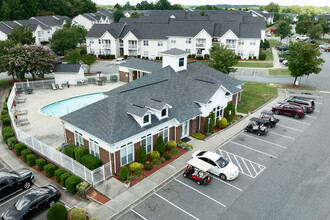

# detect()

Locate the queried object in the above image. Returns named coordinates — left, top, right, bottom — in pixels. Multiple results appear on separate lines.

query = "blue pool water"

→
left=41, top=93, right=107, bottom=116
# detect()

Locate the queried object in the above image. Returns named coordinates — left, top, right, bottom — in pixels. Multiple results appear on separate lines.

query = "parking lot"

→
left=117, top=91, right=323, bottom=220
left=230, top=69, right=268, bottom=77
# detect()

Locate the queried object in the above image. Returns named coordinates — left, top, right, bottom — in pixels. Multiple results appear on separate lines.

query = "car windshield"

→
left=15, top=198, right=31, bottom=211
left=215, top=157, right=229, bottom=168
left=9, top=172, right=20, bottom=178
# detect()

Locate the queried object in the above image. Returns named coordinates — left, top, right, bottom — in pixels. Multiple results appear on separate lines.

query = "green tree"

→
left=155, top=135, right=165, bottom=156
left=113, top=10, right=125, bottom=22
left=50, top=28, right=78, bottom=54
left=130, top=12, right=144, bottom=18
left=205, top=112, right=215, bottom=134
left=136, top=146, right=147, bottom=164
left=295, top=20, right=313, bottom=34
left=0, top=39, right=14, bottom=57
left=285, top=41, right=324, bottom=85
left=263, top=2, right=280, bottom=12
left=81, top=54, right=97, bottom=73
left=7, top=0, right=23, bottom=20
left=317, top=18, right=330, bottom=38
left=276, top=20, right=292, bottom=41
left=155, top=0, right=171, bottom=10
left=71, top=24, right=88, bottom=45
left=208, top=44, right=238, bottom=74
left=7, top=26, right=35, bottom=45
left=0, top=0, right=11, bottom=20
left=64, top=49, right=81, bottom=64
left=308, top=24, right=323, bottom=40
left=114, top=3, right=122, bottom=11
left=136, top=1, right=154, bottom=10
left=123, top=1, right=135, bottom=10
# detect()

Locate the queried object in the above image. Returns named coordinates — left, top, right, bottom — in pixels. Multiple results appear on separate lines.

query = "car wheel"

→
left=219, top=173, right=227, bottom=180
left=49, top=200, right=55, bottom=207
left=257, top=132, right=261, bottom=136
left=294, top=114, right=300, bottom=119
left=183, top=173, right=187, bottom=178
left=274, top=110, right=280, bottom=115
left=23, top=181, right=31, bottom=190
left=196, top=180, right=201, bottom=185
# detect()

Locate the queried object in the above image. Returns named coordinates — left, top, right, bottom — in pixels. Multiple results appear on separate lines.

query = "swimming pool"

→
left=41, top=93, right=107, bottom=116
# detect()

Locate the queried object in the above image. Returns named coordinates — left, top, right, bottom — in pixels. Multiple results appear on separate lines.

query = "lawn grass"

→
left=264, top=48, right=273, bottom=61
left=316, top=38, right=330, bottom=44
left=0, top=77, right=53, bottom=89
left=234, top=62, right=273, bottom=68
left=268, top=39, right=281, bottom=48
left=268, top=69, right=291, bottom=76
left=237, top=82, right=278, bottom=114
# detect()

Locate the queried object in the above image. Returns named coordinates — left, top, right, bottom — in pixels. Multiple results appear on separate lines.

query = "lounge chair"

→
left=14, top=97, right=26, bottom=103
left=52, top=83, right=57, bottom=90
left=14, top=109, right=28, bottom=115
left=58, top=84, right=63, bottom=90
left=14, top=117, right=30, bottom=126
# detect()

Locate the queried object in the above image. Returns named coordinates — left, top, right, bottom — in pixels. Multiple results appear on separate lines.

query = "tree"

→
left=205, top=112, right=215, bottom=134
left=295, top=20, right=313, bottom=34
left=113, top=10, right=125, bottom=22
left=64, top=49, right=81, bottom=64
left=285, top=41, right=324, bottom=86
left=50, top=28, right=78, bottom=54
left=0, top=0, right=10, bottom=20
left=276, top=20, right=292, bottom=41
left=208, top=44, right=238, bottom=74
left=81, top=54, right=97, bottom=73
left=130, top=12, right=144, bottom=18
left=317, top=18, right=330, bottom=38
left=263, top=2, right=280, bottom=12
left=71, top=24, right=88, bottom=45
left=136, top=1, right=154, bottom=10
left=7, top=26, right=35, bottom=45
left=114, top=3, right=122, bottom=11
left=155, top=0, right=171, bottom=10
left=155, top=135, right=165, bottom=156
left=136, top=146, right=147, bottom=164
left=123, top=1, right=135, bottom=10
left=308, top=24, right=323, bottom=40
left=0, top=39, right=14, bottom=57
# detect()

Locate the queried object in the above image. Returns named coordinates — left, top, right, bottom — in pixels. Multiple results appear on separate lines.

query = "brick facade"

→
left=232, top=94, right=237, bottom=107
left=169, top=127, right=175, bottom=140
left=153, top=134, right=158, bottom=151
left=200, top=116, right=208, bottom=134
left=176, top=126, right=181, bottom=142
left=189, top=117, right=199, bottom=136
left=133, top=71, right=137, bottom=81
left=119, top=71, right=129, bottom=83
left=114, top=151, right=121, bottom=175
left=83, top=139, right=89, bottom=152
left=134, top=142, right=140, bottom=160
left=99, top=147, right=110, bottom=164
left=65, top=129, right=74, bottom=145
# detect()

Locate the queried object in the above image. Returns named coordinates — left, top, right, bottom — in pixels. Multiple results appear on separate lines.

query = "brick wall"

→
left=153, top=134, right=158, bottom=151
left=238, top=91, right=242, bottom=102
left=114, top=151, right=121, bottom=176
left=189, top=117, right=199, bottom=136
left=169, top=127, right=175, bottom=140
left=119, top=71, right=129, bottom=83
left=83, top=139, right=89, bottom=152
left=133, top=71, right=137, bottom=81
left=99, top=147, right=110, bottom=164
left=110, top=153, right=115, bottom=175
left=176, top=126, right=181, bottom=142
left=65, top=129, right=74, bottom=145
left=232, top=94, right=237, bottom=108
left=134, top=142, right=140, bottom=160
left=200, top=116, right=208, bottom=134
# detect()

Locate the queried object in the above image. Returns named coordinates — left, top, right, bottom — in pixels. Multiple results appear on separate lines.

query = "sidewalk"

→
left=90, top=89, right=287, bottom=220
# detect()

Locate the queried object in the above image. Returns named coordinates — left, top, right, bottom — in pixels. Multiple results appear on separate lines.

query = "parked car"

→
left=272, top=103, right=306, bottom=119
left=244, top=117, right=269, bottom=135
left=191, top=151, right=239, bottom=180
left=319, top=43, right=329, bottom=49
left=277, top=45, right=289, bottom=51
left=115, top=58, right=126, bottom=65
left=183, top=158, right=212, bottom=185
left=279, top=51, right=290, bottom=57
left=1, top=184, right=61, bottom=220
left=0, top=169, right=34, bottom=201
left=279, top=97, right=315, bottom=113
left=304, top=39, right=316, bottom=44
left=324, top=45, right=330, bottom=52
left=296, top=35, right=308, bottom=41
left=260, top=110, right=280, bottom=128
left=282, top=59, right=288, bottom=65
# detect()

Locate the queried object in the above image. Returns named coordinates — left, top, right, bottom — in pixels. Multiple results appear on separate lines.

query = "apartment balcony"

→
left=227, top=44, right=236, bottom=49
left=128, top=44, right=137, bottom=49
left=120, top=43, right=124, bottom=47
left=196, top=43, right=205, bottom=47
left=102, top=44, right=111, bottom=48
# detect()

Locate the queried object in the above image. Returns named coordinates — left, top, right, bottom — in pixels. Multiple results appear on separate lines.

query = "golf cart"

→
left=260, top=110, right=280, bottom=128
left=183, top=158, right=212, bottom=185
left=244, top=117, right=269, bottom=136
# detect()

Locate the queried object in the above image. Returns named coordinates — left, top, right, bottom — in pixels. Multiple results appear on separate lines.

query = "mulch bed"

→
left=285, top=85, right=301, bottom=88
left=114, top=147, right=187, bottom=187
left=87, top=189, right=110, bottom=204
left=187, top=58, right=207, bottom=61
left=84, top=73, right=98, bottom=76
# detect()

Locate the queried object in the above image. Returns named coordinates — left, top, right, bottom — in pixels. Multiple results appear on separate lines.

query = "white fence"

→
left=7, top=82, right=112, bottom=185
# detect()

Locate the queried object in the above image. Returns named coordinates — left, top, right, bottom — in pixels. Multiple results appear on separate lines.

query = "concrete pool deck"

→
left=14, top=82, right=126, bottom=148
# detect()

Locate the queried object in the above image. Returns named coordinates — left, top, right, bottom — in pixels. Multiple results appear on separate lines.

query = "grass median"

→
left=268, top=69, right=291, bottom=76
left=234, top=62, right=273, bottom=68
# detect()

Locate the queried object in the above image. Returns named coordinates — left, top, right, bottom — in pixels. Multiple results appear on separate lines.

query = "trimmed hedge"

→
left=76, top=182, right=89, bottom=198
left=259, top=51, right=266, bottom=60
left=160, top=158, right=166, bottom=163
left=177, top=141, right=193, bottom=151
left=192, top=133, right=205, bottom=140
left=143, top=161, right=153, bottom=170
left=152, top=158, right=160, bottom=166
left=21, top=149, right=32, bottom=162
left=55, top=168, right=66, bottom=182
left=14, top=143, right=27, bottom=156
left=36, top=158, right=46, bottom=171
left=219, top=117, right=228, bottom=129
left=74, top=146, right=88, bottom=163
left=81, top=154, right=102, bottom=170
left=1, top=115, right=11, bottom=126
left=196, top=55, right=203, bottom=60
left=60, top=172, right=71, bottom=187
left=171, top=148, right=179, bottom=156
left=119, top=166, right=129, bottom=180
left=46, top=203, right=68, bottom=220
left=129, top=162, right=143, bottom=173
left=7, top=137, right=16, bottom=149
left=1, top=110, right=8, bottom=115
left=150, top=151, right=160, bottom=160
left=70, top=207, right=87, bottom=220
left=44, top=163, right=56, bottom=178
left=3, top=102, right=7, bottom=111
left=166, top=140, right=177, bottom=150
left=64, top=145, right=77, bottom=159
left=3, top=132, right=14, bottom=143
left=2, top=126, right=13, bottom=137
left=155, top=135, right=165, bottom=156
left=27, top=154, right=36, bottom=166
left=136, top=146, right=147, bottom=164
left=164, top=153, right=171, bottom=160
left=65, top=175, right=82, bottom=194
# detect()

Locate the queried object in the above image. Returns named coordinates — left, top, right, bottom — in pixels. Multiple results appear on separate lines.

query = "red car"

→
left=272, top=103, right=306, bottom=119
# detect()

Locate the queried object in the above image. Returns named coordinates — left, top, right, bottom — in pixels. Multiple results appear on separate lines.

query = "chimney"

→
left=161, top=48, right=189, bottom=72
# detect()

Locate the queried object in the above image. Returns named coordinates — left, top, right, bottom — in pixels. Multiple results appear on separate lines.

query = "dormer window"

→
left=225, top=92, right=231, bottom=96
left=143, top=114, right=150, bottom=124
left=161, top=108, right=168, bottom=118
left=179, top=58, right=184, bottom=67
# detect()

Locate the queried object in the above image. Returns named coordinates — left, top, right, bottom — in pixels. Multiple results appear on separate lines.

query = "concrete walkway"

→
left=90, top=89, right=287, bottom=220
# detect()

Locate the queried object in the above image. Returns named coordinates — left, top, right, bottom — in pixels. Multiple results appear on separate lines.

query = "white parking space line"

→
left=315, top=102, right=322, bottom=105
left=217, top=149, right=267, bottom=178
left=241, top=133, right=288, bottom=149
left=305, top=115, right=317, bottom=119
left=230, top=141, right=278, bottom=159
left=174, top=179, right=227, bottom=207
left=154, top=193, right=200, bottom=220
left=314, top=110, right=320, bottom=113
left=131, top=209, right=147, bottom=220
left=269, top=131, right=295, bottom=140
left=275, top=115, right=311, bottom=125
left=276, top=124, right=304, bottom=132
left=211, top=175, right=243, bottom=191
left=167, top=164, right=175, bottom=169
left=0, top=188, right=32, bottom=206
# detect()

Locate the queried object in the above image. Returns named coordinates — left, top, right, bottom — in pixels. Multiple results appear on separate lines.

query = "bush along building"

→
left=60, top=48, right=243, bottom=175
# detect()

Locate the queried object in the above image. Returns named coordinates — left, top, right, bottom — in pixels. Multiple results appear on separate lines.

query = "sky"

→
left=93, top=0, right=329, bottom=7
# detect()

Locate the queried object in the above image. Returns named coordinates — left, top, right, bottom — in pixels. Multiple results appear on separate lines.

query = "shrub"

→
left=60, top=172, right=71, bottom=187
left=220, top=117, right=228, bottom=129
left=55, top=168, right=66, bottom=182
left=5, top=97, right=8, bottom=102
left=164, top=153, right=171, bottom=160
left=226, top=101, right=234, bottom=122
left=137, top=55, right=141, bottom=58
left=129, top=162, right=143, bottom=173
left=253, top=56, right=257, bottom=60
left=155, top=135, right=165, bottom=156
left=14, top=143, right=26, bottom=156
left=76, top=182, right=89, bottom=198
left=8, top=86, right=12, bottom=93
left=44, top=163, right=56, bottom=178
left=88, top=78, right=96, bottom=84
left=101, top=76, right=107, bottom=83
left=2, top=126, right=13, bottom=137
left=90, top=218, right=99, bottom=220
left=134, top=169, right=143, bottom=177
left=204, top=54, right=210, bottom=60
left=205, top=112, right=215, bottom=134
left=160, top=158, right=166, bottom=163
left=124, top=55, right=128, bottom=59
left=237, top=55, right=241, bottom=60
left=27, top=154, right=36, bottom=166
left=216, top=118, right=221, bottom=128
left=47, top=203, right=68, bottom=220
left=136, top=146, right=147, bottom=164
left=2, top=103, right=7, bottom=111
left=143, top=161, right=153, bottom=170
left=36, top=158, right=46, bottom=171
left=196, top=55, right=203, bottom=60
left=152, top=158, right=160, bottom=166
left=7, top=137, right=16, bottom=149
left=65, top=175, right=82, bottom=194
left=1, top=110, right=8, bottom=116
left=74, top=146, right=88, bottom=163
left=166, top=140, right=177, bottom=150
left=1, top=115, right=11, bottom=126
left=192, top=133, right=205, bottom=140
left=64, top=145, right=77, bottom=159
left=3, top=132, right=14, bottom=143
left=259, top=52, right=266, bottom=60
left=191, top=54, right=196, bottom=59
left=119, top=166, right=129, bottom=180
left=21, top=149, right=32, bottom=162
left=248, top=56, right=251, bottom=60
left=150, top=151, right=160, bottom=160
left=177, top=141, right=193, bottom=151
left=81, top=154, right=102, bottom=170
left=171, top=147, right=179, bottom=156
left=70, top=207, right=86, bottom=220
left=110, top=75, right=117, bottom=82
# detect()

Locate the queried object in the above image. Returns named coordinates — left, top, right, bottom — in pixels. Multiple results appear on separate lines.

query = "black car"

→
left=0, top=169, right=34, bottom=201
left=1, top=184, right=61, bottom=220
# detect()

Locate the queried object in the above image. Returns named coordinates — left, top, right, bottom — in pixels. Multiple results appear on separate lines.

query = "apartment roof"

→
left=119, top=58, right=162, bottom=73
left=0, top=23, right=13, bottom=34
left=31, top=15, right=70, bottom=27
left=61, top=61, right=243, bottom=144
left=53, top=64, right=81, bottom=73
left=162, top=48, right=188, bottom=55
left=15, top=19, right=49, bottom=30
left=86, top=23, right=125, bottom=38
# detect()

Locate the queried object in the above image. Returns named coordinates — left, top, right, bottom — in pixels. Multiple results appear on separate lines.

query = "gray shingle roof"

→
left=162, top=48, right=188, bottom=55
left=86, top=23, right=125, bottom=38
left=0, top=23, right=12, bottom=34
left=53, top=64, right=81, bottom=73
left=15, top=19, right=49, bottom=30
left=119, top=58, right=162, bottom=73
left=61, top=61, right=243, bottom=144
left=31, top=16, right=70, bottom=27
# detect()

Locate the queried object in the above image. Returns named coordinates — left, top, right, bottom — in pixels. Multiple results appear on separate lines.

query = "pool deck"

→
left=14, top=82, right=126, bottom=148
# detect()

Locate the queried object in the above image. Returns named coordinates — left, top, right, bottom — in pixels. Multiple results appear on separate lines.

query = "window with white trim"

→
left=179, top=58, right=184, bottom=67
left=90, top=39, right=94, bottom=44
left=90, top=48, right=95, bottom=54
left=143, top=40, right=148, bottom=46
left=250, top=40, right=256, bottom=45
left=186, top=38, right=191, bottom=44
left=213, top=106, right=223, bottom=122
left=141, top=134, right=152, bottom=153
left=99, top=49, right=102, bottom=54
left=159, top=127, right=169, bottom=143
left=74, top=131, right=83, bottom=146
left=171, top=38, right=176, bottom=43
left=89, top=139, right=100, bottom=159
left=238, top=39, right=244, bottom=45
left=238, top=50, right=244, bottom=57
left=249, top=51, right=255, bottom=57
left=158, top=41, right=163, bottom=46
left=185, top=49, right=191, bottom=53
left=120, top=142, right=133, bottom=166
left=143, top=114, right=150, bottom=125
left=161, top=108, right=167, bottom=118
left=98, top=39, right=101, bottom=44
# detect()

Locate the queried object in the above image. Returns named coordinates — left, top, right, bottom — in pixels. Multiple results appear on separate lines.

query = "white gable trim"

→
left=122, top=31, right=138, bottom=40
left=195, top=28, right=212, bottom=39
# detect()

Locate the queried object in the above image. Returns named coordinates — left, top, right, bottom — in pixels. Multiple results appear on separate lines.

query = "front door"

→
left=181, top=120, right=189, bottom=138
